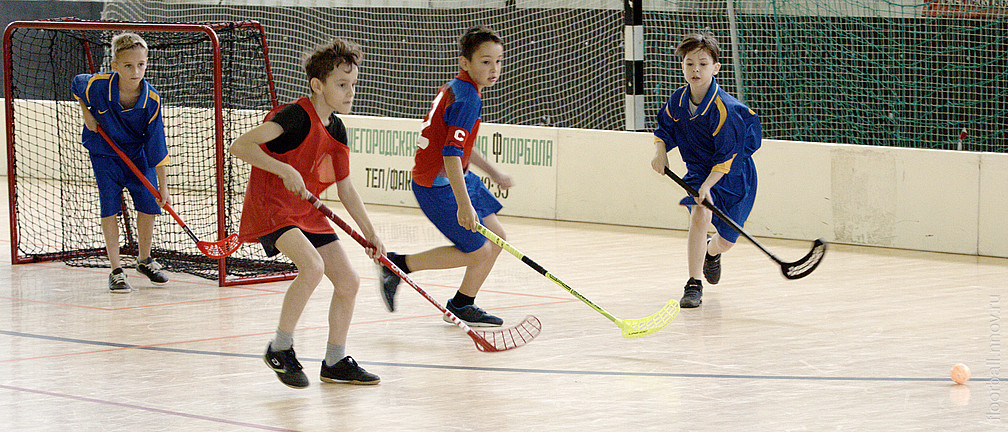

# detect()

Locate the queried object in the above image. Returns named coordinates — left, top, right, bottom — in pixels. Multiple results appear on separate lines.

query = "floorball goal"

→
left=4, top=19, right=295, bottom=286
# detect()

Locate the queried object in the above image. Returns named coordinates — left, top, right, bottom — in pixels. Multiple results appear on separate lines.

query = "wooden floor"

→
left=2, top=192, right=1005, bottom=431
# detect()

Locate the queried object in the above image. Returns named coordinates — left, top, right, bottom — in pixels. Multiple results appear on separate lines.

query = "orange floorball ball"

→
left=950, top=363, right=971, bottom=384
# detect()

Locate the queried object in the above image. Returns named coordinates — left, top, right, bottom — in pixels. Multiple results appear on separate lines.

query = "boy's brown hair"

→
left=303, top=39, right=362, bottom=82
left=459, top=25, right=502, bottom=60
left=675, top=30, right=720, bottom=63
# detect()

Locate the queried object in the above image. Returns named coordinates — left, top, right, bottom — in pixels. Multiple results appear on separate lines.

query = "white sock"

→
left=324, top=343, right=346, bottom=365
left=271, top=329, right=293, bottom=351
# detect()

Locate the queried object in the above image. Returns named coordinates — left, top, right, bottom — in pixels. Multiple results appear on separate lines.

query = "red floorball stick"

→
left=95, top=125, right=240, bottom=259
left=303, top=191, right=541, bottom=352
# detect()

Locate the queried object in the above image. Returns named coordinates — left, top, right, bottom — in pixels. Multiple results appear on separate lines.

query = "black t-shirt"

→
left=264, top=103, right=347, bottom=154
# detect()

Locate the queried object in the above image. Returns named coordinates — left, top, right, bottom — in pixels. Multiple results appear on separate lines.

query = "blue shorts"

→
left=90, top=154, right=162, bottom=218
left=413, top=171, right=503, bottom=253
left=679, top=158, right=757, bottom=243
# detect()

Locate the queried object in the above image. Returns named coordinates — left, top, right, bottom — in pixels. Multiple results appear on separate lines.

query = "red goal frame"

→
left=921, top=0, right=1008, bottom=18
left=3, top=19, right=291, bottom=286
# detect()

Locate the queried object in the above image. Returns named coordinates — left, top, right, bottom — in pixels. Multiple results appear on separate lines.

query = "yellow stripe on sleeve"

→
left=148, top=92, right=161, bottom=125
left=711, top=97, right=728, bottom=137
left=712, top=154, right=735, bottom=173
left=85, top=74, right=110, bottom=105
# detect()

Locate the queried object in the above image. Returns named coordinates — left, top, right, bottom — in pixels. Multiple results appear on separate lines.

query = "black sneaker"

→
left=703, top=250, right=721, bottom=285
left=108, top=268, right=132, bottom=293
left=680, top=278, right=703, bottom=308
left=320, top=356, right=380, bottom=385
left=137, top=257, right=168, bottom=286
left=263, top=344, right=309, bottom=389
left=378, top=253, right=401, bottom=312
left=444, top=301, right=503, bottom=327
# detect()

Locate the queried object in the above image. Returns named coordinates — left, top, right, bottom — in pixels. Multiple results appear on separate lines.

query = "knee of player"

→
left=689, top=214, right=710, bottom=229
left=471, top=241, right=500, bottom=261
left=492, top=226, right=507, bottom=241
left=693, top=208, right=713, bottom=222
left=714, top=236, right=735, bottom=251
left=330, top=270, right=360, bottom=295
left=296, top=258, right=326, bottom=285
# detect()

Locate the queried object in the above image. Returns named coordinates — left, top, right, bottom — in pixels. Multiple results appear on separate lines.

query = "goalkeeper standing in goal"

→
left=72, top=32, right=171, bottom=294
left=650, top=30, right=762, bottom=309
left=230, top=39, right=384, bottom=388
left=378, top=25, right=513, bottom=327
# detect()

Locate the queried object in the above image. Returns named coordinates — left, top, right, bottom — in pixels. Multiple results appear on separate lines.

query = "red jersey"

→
left=238, top=97, right=350, bottom=241
left=413, top=71, right=482, bottom=187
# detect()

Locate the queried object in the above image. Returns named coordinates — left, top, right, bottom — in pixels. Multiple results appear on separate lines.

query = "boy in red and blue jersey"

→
left=72, top=32, right=170, bottom=293
left=379, top=26, right=514, bottom=327
left=651, top=31, right=762, bottom=308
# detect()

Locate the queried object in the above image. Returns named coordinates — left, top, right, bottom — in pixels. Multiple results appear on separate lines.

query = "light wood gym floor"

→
left=1, top=185, right=1005, bottom=431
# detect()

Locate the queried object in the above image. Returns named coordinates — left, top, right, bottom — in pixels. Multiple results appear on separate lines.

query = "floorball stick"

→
left=663, top=167, right=826, bottom=279
left=303, top=192, right=541, bottom=352
left=95, top=125, right=240, bottom=258
left=474, top=223, right=678, bottom=338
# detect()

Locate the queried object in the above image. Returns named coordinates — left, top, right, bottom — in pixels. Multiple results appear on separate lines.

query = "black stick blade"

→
left=781, top=239, right=827, bottom=279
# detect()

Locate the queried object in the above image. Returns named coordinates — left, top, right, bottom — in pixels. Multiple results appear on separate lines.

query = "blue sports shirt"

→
left=654, top=76, right=761, bottom=177
left=71, top=72, right=168, bottom=168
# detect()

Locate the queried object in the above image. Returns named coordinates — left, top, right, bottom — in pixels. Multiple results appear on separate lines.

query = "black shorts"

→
left=258, top=225, right=338, bottom=257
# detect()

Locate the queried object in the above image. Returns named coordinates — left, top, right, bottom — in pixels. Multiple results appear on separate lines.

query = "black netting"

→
left=100, top=2, right=625, bottom=130
left=6, top=22, right=295, bottom=282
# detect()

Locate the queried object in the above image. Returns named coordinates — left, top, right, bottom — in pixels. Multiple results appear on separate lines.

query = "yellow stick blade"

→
left=617, top=299, right=680, bottom=338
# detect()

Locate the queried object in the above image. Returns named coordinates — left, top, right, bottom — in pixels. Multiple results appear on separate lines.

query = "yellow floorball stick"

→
left=475, top=223, right=678, bottom=338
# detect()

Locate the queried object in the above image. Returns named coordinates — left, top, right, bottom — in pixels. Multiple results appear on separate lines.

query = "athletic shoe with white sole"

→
left=378, top=253, right=401, bottom=312
left=108, top=268, right=132, bottom=293
left=444, top=301, right=503, bottom=327
left=137, top=257, right=169, bottom=286
left=263, top=343, right=309, bottom=389
left=320, top=356, right=380, bottom=385
left=703, top=251, right=721, bottom=285
left=680, top=278, right=703, bottom=308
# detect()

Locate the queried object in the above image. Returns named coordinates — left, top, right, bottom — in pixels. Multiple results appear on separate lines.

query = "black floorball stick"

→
left=663, top=167, right=826, bottom=280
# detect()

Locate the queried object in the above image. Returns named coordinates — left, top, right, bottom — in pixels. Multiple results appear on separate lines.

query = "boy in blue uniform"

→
left=72, top=33, right=170, bottom=293
left=651, top=31, right=762, bottom=308
left=379, top=26, right=513, bottom=326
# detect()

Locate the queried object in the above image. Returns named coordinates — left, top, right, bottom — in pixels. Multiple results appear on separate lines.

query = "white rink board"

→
left=336, top=116, right=1008, bottom=258
left=979, top=153, right=1008, bottom=257
left=337, top=115, right=558, bottom=220
left=3, top=99, right=1006, bottom=257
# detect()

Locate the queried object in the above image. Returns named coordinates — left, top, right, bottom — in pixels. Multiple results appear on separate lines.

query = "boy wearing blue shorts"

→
left=651, top=31, right=762, bottom=308
left=379, top=26, right=513, bottom=326
left=72, top=33, right=170, bottom=293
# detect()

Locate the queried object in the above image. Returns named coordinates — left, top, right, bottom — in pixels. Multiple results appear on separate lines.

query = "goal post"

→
left=3, top=19, right=294, bottom=286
